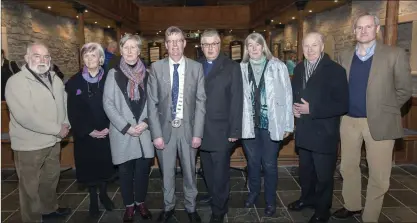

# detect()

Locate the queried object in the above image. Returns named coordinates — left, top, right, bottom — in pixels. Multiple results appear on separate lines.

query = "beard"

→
left=29, top=62, right=50, bottom=74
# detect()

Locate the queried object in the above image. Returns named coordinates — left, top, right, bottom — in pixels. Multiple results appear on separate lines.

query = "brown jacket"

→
left=337, top=42, right=412, bottom=140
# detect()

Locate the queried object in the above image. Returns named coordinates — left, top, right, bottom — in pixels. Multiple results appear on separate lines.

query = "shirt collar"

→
left=169, top=56, right=185, bottom=68
left=355, top=41, right=376, bottom=57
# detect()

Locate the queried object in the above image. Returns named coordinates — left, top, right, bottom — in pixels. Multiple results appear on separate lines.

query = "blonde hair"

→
left=242, top=33, right=273, bottom=63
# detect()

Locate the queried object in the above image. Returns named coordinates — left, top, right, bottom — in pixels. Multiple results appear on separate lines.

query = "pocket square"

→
left=76, top=89, right=82, bottom=95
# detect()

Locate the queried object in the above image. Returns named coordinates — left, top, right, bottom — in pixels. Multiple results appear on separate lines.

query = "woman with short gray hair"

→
left=240, top=33, right=294, bottom=217
left=103, top=34, right=153, bottom=221
left=66, top=42, right=115, bottom=217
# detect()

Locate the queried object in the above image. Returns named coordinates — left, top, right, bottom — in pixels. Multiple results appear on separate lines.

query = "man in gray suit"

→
left=147, top=26, right=206, bottom=223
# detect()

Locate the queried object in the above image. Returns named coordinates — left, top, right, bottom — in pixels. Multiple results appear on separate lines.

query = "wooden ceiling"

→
left=133, top=0, right=255, bottom=6
left=253, top=0, right=348, bottom=31
left=20, top=0, right=348, bottom=34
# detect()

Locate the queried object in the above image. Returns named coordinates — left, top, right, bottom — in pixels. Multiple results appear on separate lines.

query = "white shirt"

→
left=168, top=56, right=185, bottom=119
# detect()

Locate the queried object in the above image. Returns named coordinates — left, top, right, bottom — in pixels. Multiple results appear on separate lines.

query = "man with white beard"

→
left=5, top=42, right=71, bottom=222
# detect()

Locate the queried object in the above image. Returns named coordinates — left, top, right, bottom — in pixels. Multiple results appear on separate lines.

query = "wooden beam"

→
left=296, top=0, right=307, bottom=62
left=250, top=0, right=294, bottom=28
left=410, top=21, right=417, bottom=76
left=384, top=0, right=399, bottom=46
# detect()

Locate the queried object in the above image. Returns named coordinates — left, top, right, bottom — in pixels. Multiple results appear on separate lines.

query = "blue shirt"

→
left=355, top=42, right=376, bottom=62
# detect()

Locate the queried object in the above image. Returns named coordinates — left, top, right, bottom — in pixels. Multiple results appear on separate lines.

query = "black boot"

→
left=88, top=186, right=100, bottom=217
left=99, top=182, right=115, bottom=211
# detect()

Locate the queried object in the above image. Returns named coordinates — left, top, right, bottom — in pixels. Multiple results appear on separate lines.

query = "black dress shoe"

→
left=187, top=211, right=202, bottom=223
left=264, top=205, right=276, bottom=217
left=157, top=209, right=175, bottom=223
left=244, top=193, right=258, bottom=208
left=308, top=215, right=329, bottom=223
left=210, top=214, right=225, bottom=223
left=287, top=200, right=314, bottom=211
left=197, top=194, right=212, bottom=204
left=42, top=207, right=72, bottom=219
left=332, top=207, right=361, bottom=219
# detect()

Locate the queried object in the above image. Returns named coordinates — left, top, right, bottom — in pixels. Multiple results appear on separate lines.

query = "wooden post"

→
left=73, top=3, right=86, bottom=69
left=384, top=0, right=399, bottom=46
left=116, top=21, right=122, bottom=44
left=265, top=19, right=272, bottom=49
left=295, top=0, right=308, bottom=62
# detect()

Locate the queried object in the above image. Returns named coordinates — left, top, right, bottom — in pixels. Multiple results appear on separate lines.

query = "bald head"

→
left=302, top=32, right=325, bottom=62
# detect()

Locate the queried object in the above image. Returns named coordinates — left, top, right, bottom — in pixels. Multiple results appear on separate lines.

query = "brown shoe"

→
left=136, top=203, right=152, bottom=220
left=123, top=206, right=135, bottom=222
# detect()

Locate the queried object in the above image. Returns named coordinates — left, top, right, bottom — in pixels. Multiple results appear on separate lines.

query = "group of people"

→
left=4, top=12, right=412, bottom=223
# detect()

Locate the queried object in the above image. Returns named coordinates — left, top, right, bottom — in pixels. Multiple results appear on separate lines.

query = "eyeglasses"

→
left=166, top=39, right=184, bottom=45
left=201, top=42, right=220, bottom=48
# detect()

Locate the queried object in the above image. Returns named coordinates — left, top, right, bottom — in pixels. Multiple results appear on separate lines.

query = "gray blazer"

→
left=147, top=57, right=206, bottom=144
left=103, top=68, right=154, bottom=165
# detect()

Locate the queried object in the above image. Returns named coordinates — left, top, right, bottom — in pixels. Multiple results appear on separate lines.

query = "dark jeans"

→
left=298, top=147, right=337, bottom=219
left=118, top=158, right=152, bottom=206
left=242, top=128, right=280, bottom=206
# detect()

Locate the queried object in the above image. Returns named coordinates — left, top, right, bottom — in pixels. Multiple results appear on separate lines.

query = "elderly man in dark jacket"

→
left=287, top=32, right=349, bottom=223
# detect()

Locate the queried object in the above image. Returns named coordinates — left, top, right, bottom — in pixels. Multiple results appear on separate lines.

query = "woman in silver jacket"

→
left=240, top=33, right=294, bottom=217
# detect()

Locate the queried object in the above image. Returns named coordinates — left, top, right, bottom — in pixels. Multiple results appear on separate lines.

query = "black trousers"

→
left=118, top=158, right=152, bottom=206
left=200, top=147, right=232, bottom=215
left=298, top=147, right=337, bottom=218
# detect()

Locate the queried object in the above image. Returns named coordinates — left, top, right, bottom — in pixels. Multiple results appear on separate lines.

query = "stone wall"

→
left=1, top=1, right=116, bottom=78
left=271, top=0, right=417, bottom=95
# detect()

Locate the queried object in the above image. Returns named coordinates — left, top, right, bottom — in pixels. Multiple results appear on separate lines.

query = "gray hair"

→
left=242, top=33, right=273, bottom=63
left=26, top=42, right=49, bottom=56
left=165, top=26, right=185, bottom=40
left=80, top=42, right=105, bottom=65
left=302, top=32, right=325, bottom=45
left=119, top=34, right=142, bottom=51
left=200, top=29, right=221, bottom=43
left=353, top=12, right=380, bottom=30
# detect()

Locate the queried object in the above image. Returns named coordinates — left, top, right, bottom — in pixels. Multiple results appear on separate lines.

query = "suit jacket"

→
left=337, top=42, right=412, bottom=140
left=198, top=54, right=243, bottom=152
left=147, top=57, right=206, bottom=144
left=292, top=54, right=349, bottom=154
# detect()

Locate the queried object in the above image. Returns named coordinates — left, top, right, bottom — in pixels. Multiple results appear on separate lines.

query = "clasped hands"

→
left=293, top=98, right=310, bottom=118
left=126, top=122, right=148, bottom=137
left=89, top=128, right=109, bottom=138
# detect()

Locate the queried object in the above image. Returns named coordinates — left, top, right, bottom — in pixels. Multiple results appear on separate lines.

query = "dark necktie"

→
left=171, top=63, right=180, bottom=120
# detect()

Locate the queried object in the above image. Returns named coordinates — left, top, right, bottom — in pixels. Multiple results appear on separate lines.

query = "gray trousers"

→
left=156, top=125, right=198, bottom=213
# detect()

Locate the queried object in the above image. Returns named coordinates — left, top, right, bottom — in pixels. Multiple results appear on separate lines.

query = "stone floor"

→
left=2, top=165, right=417, bottom=222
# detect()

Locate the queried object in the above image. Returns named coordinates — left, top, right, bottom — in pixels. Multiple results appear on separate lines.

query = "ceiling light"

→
left=159, top=30, right=161, bottom=32
left=271, top=19, right=274, bottom=22
left=94, top=21, right=97, bottom=24
left=279, top=22, right=282, bottom=24
left=309, top=10, right=312, bottom=13
left=253, top=30, right=255, bottom=33
left=76, top=15, right=79, bottom=18
left=107, top=25, right=110, bottom=28
left=263, top=29, right=266, bottom=32
left=47, top=6, right=51, bottom=9
left=292, top=16, right=295, bottom=19
left=85, top=9, right=88, bottom=12
left=334, top=0, right=338, bottom=2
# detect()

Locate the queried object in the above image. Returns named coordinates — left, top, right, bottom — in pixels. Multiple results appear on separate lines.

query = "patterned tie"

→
left=171, top=63, right=180, bottom=120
